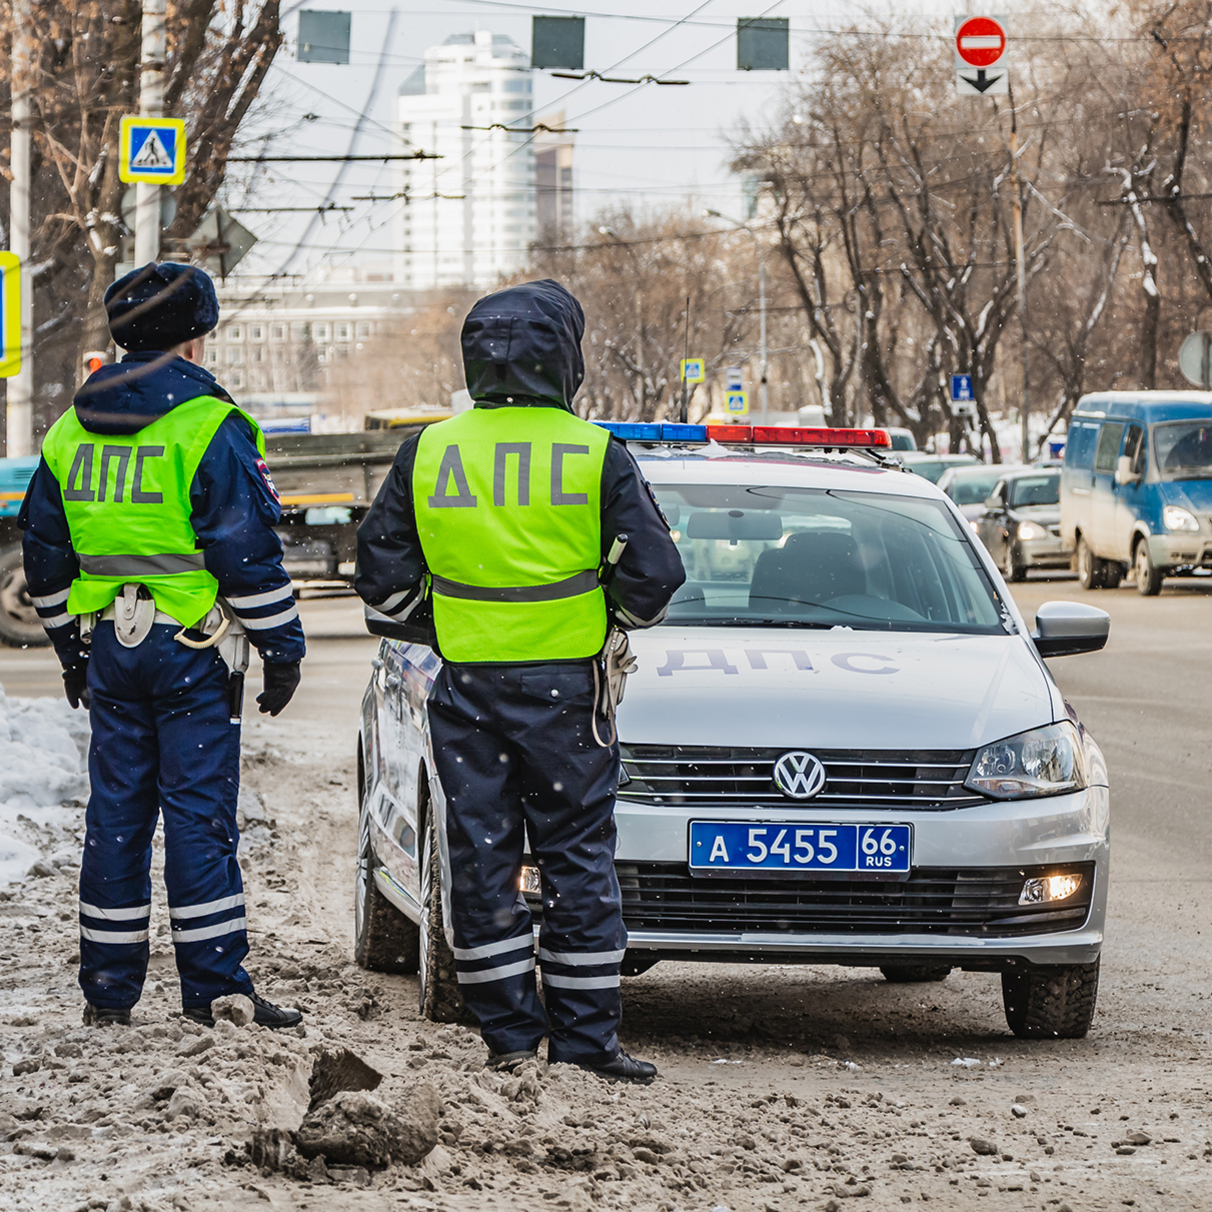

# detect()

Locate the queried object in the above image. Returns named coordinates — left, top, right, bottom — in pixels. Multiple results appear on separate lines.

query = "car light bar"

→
left=592, top=421, right=892, bottom=448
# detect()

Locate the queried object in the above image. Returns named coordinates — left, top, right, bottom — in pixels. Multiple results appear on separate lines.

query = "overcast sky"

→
left=227, top=0, right=833, bottom=280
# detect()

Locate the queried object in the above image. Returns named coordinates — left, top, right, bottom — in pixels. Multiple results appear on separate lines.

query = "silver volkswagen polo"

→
left=355, top=425, right=1112, bottom=1039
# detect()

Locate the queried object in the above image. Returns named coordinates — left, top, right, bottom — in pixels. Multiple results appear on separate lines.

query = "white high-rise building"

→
left=396, top=30, right=536, bottom=290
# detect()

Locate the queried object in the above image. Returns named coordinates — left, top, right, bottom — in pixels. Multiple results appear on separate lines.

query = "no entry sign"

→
left=955, top=15, right=1008, bottom=95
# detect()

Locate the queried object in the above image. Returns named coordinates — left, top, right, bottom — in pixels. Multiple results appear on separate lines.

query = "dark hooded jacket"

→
left=355, top=280, right=684, bottom=645
left=19, top=351, right=305, bottom=668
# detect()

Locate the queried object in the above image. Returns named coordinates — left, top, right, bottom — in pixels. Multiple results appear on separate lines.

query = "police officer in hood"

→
left=19, top=262, right=305, bottom=1028
left=356, top=280, right=684, bottom=1082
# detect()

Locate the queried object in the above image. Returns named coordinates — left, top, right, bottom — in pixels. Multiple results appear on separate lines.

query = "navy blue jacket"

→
left=355, top=280, right=685, bottom=646
left=19, top=351, right=306, bottom=668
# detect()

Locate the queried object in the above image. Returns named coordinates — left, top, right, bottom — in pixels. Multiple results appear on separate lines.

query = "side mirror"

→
left=1114, top=455, right=1141, bottom=487
left=1031, top=600, right=1110, bottom=658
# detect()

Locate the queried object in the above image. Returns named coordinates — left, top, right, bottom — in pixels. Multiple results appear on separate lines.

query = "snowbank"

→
left=0, top=682, right=90, bottom=885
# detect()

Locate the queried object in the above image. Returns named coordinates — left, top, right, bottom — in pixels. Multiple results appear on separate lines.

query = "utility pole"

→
left=1009, top=83, right=1031, bottom=462
left=7, top=0, right=34, bottom=456
left=134, top=0, right=167, bottom=265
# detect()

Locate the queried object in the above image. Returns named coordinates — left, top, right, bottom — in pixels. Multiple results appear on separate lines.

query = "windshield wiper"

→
left=669, top=617, right=837, bottom=629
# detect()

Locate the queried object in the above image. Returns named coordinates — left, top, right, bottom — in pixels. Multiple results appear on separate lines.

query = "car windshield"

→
left=946, top=470, right=1003, bottom=505
left=1154, top=420, right=1212, bottom=481
left=1008, top=473, right=1059, bottom=507
left=652, top=484, right=1006, bottom=633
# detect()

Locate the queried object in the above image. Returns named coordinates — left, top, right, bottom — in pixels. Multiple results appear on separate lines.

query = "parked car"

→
left=898, top=451, right=979, bottom=483
left=0, top=456, right=48, bottom=648
left=356, top=423, right=1112, bottom=1040
left=884, top=426, right=918, bottom=452
left=975, top=468, right=1071, bottom=582
left=1062, top=393, right=1212, bottom=595
left=938, top=463, right=1027, bottom=522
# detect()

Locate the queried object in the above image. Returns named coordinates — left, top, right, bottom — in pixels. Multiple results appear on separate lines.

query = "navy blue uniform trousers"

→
left=79, top=621, right=254, bottom=1010
left=427, top=661, right=626, bottom=1064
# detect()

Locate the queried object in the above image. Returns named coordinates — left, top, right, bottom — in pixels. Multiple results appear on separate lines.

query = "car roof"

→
left=1074, top=392, right=1212, bottom=424
left=630, top=445, right=951, bottom=501
left=939, top=462, right=1014, bottom=480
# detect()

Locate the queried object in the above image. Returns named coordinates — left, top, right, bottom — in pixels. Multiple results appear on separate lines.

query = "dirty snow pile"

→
left=0, top=683, right=89, bottom=886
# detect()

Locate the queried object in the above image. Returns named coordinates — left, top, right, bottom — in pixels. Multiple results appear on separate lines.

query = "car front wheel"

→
left=418, top=811, right=470, bottom=1024
left=1134, top=540, right=1163, bottom=596
left=1002, top=545, right=1027, bottom=583
left=1002, top=959, right=1099, bottom=1039
left=353, top=774, right=420, bottom=974
left=1075, top=537, right=1105, bottom=590
left=0, top=545, right=51, bottom=648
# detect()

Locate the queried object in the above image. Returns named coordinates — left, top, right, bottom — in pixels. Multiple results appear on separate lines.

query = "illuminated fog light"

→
left=1018, top=521, right=1045, bottom=541
left=1019, top=873, right=1083, bottom=906
left=519, top=865, right=541, bottom=894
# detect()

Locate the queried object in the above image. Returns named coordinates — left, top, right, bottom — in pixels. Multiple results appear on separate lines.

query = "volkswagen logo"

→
left=773, top=751, right=827, bottom=800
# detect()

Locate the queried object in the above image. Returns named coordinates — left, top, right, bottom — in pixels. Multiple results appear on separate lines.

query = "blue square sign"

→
left=120, top=116, right=187, bottom=185
left=950, top=374, right=974, bottom=402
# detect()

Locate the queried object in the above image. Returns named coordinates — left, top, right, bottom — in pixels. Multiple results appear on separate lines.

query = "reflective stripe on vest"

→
left=413, top=407, right=610, bottom=663
left=78, top=552, right=207, bottom=577
left=41, top=394, right=266, bottom=628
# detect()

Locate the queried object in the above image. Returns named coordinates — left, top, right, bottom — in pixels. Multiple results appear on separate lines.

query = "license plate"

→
left=689, top=821, right=912, bottom=874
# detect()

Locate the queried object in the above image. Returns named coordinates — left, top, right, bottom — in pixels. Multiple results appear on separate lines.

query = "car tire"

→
left=0, top=545, right=52, bottom=648
left=1134, top=540, right=1163, bottom=596
left=880, top=963, right=953, bottom=984
left=353, top=778, right=420, bottom=975
left=1001, top=959, right=1099, bottom=1039
left=418, top=812, right=471, bottom=1024
left=1075, top=537, right=1105, bottom=590
left=1002, top=545, right=1027, bottom=583
left=1102, top=562, right=1125, bottom=590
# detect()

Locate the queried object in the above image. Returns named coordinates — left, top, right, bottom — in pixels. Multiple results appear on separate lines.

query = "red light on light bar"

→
left=707, top=424, right=752, bottom=442
left=707, top=425, right=892, bottom=448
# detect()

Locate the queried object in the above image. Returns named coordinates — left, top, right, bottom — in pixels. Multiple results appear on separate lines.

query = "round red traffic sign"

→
left=955, top=16, right=1006, bottom=67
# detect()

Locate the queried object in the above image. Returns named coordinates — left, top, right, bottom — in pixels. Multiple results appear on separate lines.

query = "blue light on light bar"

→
left=593, top=421, right=663, bottom=440
left=593, top=421, right=709, bottom=443
left=660, top=424, right=708, bottom=442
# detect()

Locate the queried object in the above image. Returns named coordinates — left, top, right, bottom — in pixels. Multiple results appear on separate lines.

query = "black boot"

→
left=182, top=992, right=303, bottom=1029
left=574, top=1050, right=658, bottom=1085
left=83, top=1003, right=131, bottom=1026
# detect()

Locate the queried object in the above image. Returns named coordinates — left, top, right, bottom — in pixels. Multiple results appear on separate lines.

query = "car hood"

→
left=618, top=626, right=1056, bottom=751
left=1013, top=505, right=1060, bottom=523
left=1162, top=478, right=1212, bottom=512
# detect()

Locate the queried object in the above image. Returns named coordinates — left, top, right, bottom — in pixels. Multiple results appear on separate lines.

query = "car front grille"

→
left=619, top=745, right=985, bottom=810
left=614, top=862, right=1095, bottom=937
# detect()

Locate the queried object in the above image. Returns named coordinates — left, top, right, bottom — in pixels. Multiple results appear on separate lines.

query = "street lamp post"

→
left=706, top=209, right=769, bottom=425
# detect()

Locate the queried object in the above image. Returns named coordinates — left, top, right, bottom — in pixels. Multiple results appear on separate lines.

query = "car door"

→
left=977, top=480, right=1009, bottom=564
left=1061, top=420, right=1099, bottom=550
left=1090, top=422, right=1126, bottom=556
left=1111, top=422, right=1147, bottom=560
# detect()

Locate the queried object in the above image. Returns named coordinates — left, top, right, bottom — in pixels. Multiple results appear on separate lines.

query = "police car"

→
left=355, top=424, right=1112, bottom=1039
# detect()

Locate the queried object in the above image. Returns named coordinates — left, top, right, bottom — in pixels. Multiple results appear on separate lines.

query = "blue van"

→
left=1061, top=392, right=1212, bottom=595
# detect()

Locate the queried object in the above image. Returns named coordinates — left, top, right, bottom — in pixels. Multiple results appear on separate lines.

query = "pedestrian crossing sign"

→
left=681, top=358, right=705, bottom=384
left=119, top=116, right=187, bottom=185
left=725, top=391, right=748, bottom=416
left=0, top=252, right=20, bottom=378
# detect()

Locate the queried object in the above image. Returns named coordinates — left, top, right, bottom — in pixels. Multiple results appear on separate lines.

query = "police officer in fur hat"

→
left=19, top=262, right=305, bottom=1028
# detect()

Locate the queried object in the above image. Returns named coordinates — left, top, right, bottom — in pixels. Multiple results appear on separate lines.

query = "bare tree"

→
left=0, top=0, right=282, bottom=441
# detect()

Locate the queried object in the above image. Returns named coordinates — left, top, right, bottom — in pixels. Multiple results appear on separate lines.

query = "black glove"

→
left=257, top=661, right=301, bottom=716
left=63, top=665, right=90, bottom=711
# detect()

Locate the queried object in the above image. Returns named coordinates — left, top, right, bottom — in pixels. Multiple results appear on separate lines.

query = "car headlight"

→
left=965, top=721, right=1087, bottom=800
left=1163, top=505, right=1200, bottom=532
left=1017, top=521, right=1046, bottom=541
left=969, top=519, right=980, bottom=534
